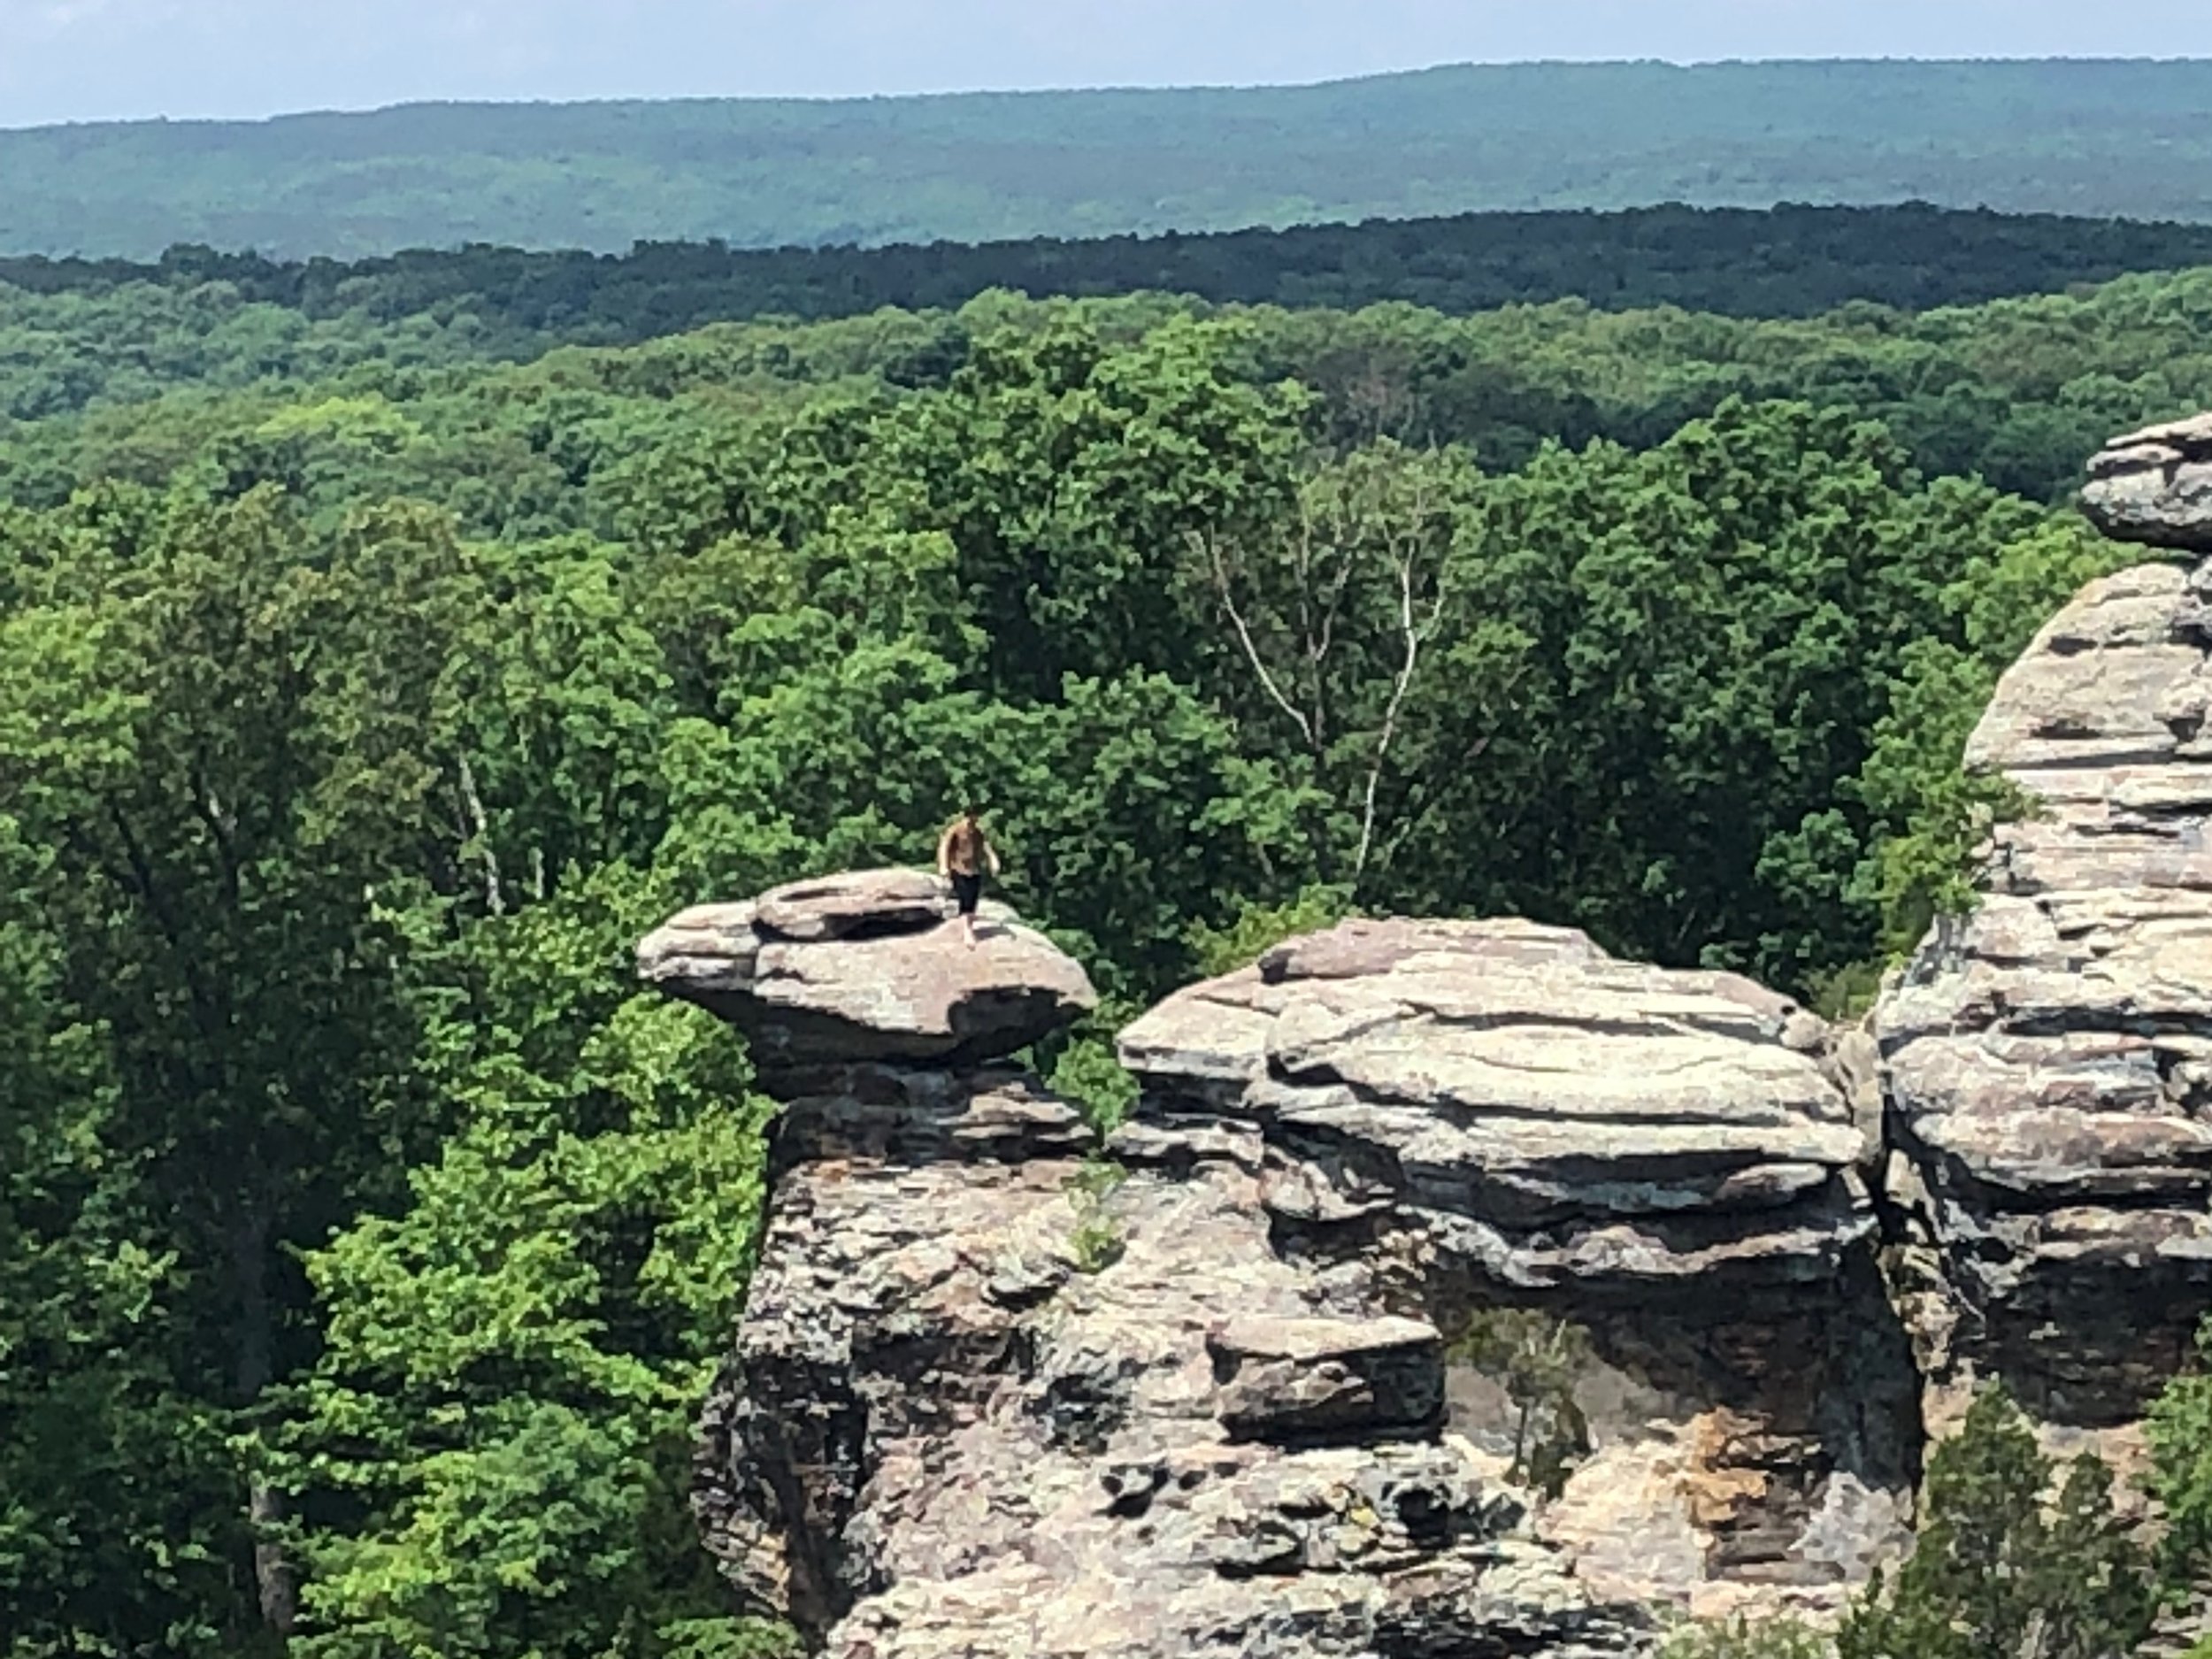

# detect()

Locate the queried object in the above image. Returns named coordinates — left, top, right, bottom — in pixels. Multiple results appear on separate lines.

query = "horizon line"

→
left=7, top=53, right=2210, bottom=135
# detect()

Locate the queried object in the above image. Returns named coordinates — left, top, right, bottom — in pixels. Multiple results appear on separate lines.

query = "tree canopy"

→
left=0, top=236, right=2200, bottom=1657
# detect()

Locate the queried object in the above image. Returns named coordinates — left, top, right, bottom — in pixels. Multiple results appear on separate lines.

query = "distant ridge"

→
left=5, top=58, right=2212, bottom=259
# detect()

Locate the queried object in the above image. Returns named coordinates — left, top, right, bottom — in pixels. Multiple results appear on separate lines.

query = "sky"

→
left=0, top=0, right=2195, bottom=127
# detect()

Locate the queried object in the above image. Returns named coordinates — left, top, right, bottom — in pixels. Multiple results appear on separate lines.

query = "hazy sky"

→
left=0, top=0, right=2194, bottom=127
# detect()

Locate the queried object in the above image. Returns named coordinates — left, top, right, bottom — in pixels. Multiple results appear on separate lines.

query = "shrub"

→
left=1448, top=1308, right=1593, bottom=1497
left=1064, top=1156, right=1129, bottom=1276
left=2147, top=1318, right=2212, bottom=1591
left=1837, top=1386, right=2154, bottom=1659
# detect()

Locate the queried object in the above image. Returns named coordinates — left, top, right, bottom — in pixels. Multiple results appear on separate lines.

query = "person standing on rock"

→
left=935, top=805, right=1002, bottom=945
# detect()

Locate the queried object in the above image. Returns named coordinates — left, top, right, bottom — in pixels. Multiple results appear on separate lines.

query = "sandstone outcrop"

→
left=652, top=875, right=1648, bottom=1657
left=2083, top=412, right=2212, bottom=554
left=1874, top=418, right=2212, bottom=1471
left=1122, top=918, right=1916, bottom=1619
left=638, top=869, right=1095, bottom=1087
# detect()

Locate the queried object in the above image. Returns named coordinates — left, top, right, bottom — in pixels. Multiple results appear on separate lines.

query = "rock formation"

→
left=649, top=874, right=1669, bottom=1656
left=644, top=886, right=1913, bottom=1655
left=1122, top=919, right=1916, bottom=1620
left=640, top=412, right=2212, bottom=1654
left=639, top=871, right=1094, bottom=1087
left=2083, top=413, right=2212, bottom=554
left=1875, top=418, right=2212, bottom=1479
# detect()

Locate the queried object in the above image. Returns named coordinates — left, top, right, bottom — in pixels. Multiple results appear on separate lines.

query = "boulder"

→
left=2083, top=412, right=2212, bottom=554
left=1876, top=539, right=2212, bottom=1455
left=1120, top=918, right=1877, bottom=1286
left=637, top=869, right=1095, bottom=1081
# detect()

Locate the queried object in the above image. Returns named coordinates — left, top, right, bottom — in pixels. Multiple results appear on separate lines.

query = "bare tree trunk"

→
left=1352, top=540, right=1448, bottom=885
left=457, top=753, right=504, bottom=917
left=233, top=1210, right=298, bottom=1640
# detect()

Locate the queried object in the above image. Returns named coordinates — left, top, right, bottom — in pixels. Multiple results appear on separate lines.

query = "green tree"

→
left=0, top=486, right=489, bottom=1639
left=880, top=312, right=1310, bottom=700
left=2147, top=1318, right=2212, bottom=1595
left=274, top=872, right=785, bottom=1659
left=1837, top=1386, right=2154, bottom=1659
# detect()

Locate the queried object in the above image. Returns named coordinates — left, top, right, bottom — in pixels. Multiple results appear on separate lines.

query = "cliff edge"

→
left=1876, top=417, right=2212, bottom=1483
left=639, top=414, right=2212, bottom=1655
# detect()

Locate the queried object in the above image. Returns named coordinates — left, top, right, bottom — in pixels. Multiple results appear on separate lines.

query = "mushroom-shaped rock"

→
left=2083, top=412, right=2212, bottom=554
left=1876, top=541, right=2212, bottom=1447
left=637, top=869, right=1095, bottom=1081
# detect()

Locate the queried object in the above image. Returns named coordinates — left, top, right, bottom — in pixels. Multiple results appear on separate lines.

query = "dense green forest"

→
left=12, top=262, right=2212, bottom=508
left=16, top=203, right=2212, bottom=362
left=9, top=59, right=2212, bottom=259
left=9, top=237, right=2212, bottom=1657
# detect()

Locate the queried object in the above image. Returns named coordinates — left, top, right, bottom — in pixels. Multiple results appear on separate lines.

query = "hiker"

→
left=934, top=804, right=1002, bottom=945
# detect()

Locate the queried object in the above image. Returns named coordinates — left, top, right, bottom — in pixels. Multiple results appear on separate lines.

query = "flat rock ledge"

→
left=637, top=868, right=1096, bottom=1084
left=1210, top=1315, right=1447, bottom=1446
left=1119, top=917, right=1880, bottom=1290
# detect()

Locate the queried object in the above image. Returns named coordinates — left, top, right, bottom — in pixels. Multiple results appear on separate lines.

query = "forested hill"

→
left=9, top=58, right=2212, bottom=259
left=18, top=204, right=2212, bottom=353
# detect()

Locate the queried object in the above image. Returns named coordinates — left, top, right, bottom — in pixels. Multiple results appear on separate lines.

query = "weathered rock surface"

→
left=1876, top=473, right=2212, bottom=1460
left=2083, top=412, right=2212, bottom=553
left=637, top=869, right=1096, bottom=1085
left=649, top=418, right=2212, bottom=1654
left=1209, top=1316, right=1447, bottom=1446
left=1122, top=918, right=1918, bottom=1621
left=657, top=885, right=1650, bottom=1656
left=1122, top=918, right=1880, bottom=1289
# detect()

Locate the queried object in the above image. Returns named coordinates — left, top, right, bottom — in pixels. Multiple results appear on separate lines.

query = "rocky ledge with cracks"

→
left=1121, top=918, right=1918, bottom=1622
left=649, top=873, right=1655, bottom=1657
left=1874, top=416, right=2212, bottom=1480
left=2083, top=412, right=2212, bottom=555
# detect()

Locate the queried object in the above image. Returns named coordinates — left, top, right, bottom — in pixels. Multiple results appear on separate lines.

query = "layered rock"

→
left=1875, top=424, right=2212, bottom=1470
left=2083, top=413, right=2212, bottom=554
left=1123, top=919, right=1917, bottom=1619
left=639, top=870, right=1094, bottom=1088
left=649, top=874, right=1646, bottom=1657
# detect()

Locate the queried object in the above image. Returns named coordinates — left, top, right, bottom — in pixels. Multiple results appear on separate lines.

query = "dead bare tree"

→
left=1194, top=444, right=1458, bottom=891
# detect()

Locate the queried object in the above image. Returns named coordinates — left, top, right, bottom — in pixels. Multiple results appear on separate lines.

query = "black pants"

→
left=950, top=872, right=985, bottom=916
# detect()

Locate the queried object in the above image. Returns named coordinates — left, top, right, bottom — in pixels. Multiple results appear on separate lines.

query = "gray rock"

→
left=699, top=1108, right=1650, bottom=1658
left=1875, top=539, right=2212, bottom=1454
left=2083, top=412, right=2212, bottom=554
left=1209, top=1316, right=1447, bottom=1446
left=1119, top=917, right=1873, bottom=1284
left=638, top=869, right=1095, bottom=1080
left=663, top=874, right=1654, bottom=1657
left=1120, top=918, right=1918, bottom=1620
